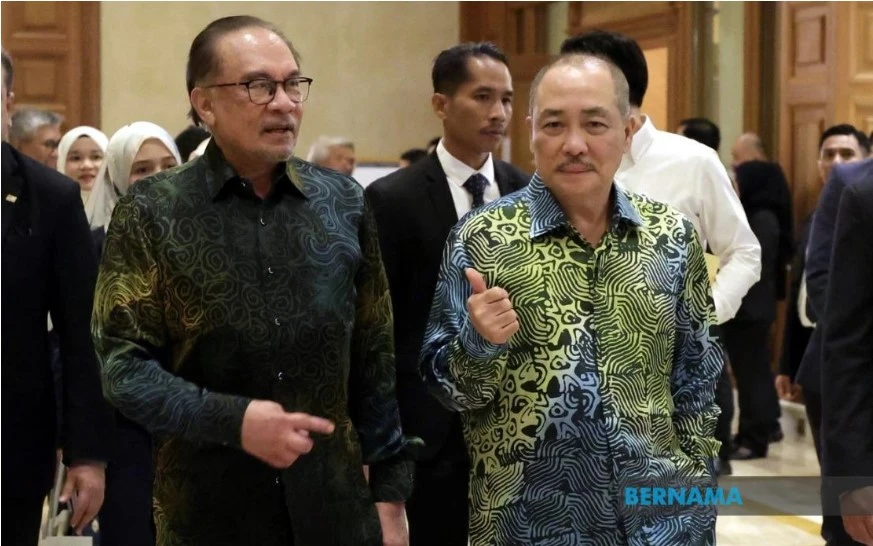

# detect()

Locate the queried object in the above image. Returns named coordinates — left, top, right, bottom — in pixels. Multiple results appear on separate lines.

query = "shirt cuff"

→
left=368, top=454, right=416, bottom=502
left=459, top=318, right=508, bottom=361
left=840, top=486, right=873, bottom=516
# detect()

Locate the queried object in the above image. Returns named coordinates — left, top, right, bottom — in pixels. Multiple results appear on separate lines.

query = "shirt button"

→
left=273, top=317, right=281, bottom=326
left=275, top=476, right=281, bottom=485
left=277, top=371, right=285, bottom=381
left=259, top=216, right=267, bottom=226
left=240, top=180, right=247, bottom=188
left=267, top=266, right=274, bottom=275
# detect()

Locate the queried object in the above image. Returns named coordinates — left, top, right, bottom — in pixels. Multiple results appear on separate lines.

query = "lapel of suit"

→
left=1, top=144, right=24, bottom=241
left=424, top=153, right=459, bottom=229
left=494, top=161, right=509, bottom=197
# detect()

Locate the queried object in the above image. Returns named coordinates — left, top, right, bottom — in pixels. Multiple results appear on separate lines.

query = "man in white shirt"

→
left=561, top=31, right=762, bottom=476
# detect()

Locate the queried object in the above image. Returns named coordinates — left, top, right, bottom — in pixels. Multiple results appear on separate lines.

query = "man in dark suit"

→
left=800, top=158, right=873, bottom=545
left=821, top=163, right=873, bottom=546
left=366, top=42, right=528, bottom=546
left=2, top=49, right=113, bottom=545
left=777, top=125, right=869, bottom=402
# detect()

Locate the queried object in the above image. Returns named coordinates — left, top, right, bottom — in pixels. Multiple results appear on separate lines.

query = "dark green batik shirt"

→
left=93, top=141, right=416, bottom=546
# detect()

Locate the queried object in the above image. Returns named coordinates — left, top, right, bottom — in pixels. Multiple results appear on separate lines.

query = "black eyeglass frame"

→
left=205, top=77, right=314, bottom=104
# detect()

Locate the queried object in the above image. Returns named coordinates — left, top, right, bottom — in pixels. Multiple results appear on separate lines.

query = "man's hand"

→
left=241, top=400, right=335, bottom=468
left=376, top=501, right=408, bottom=546
left=842, top=516, right=873, bottom=545
left=59, top=462, right=105, bottom=535
left=774, top=374, right=802, bottom=401
left=842, top=487, right=873, bottom=545
left=465, top=268, right=518, bottom=345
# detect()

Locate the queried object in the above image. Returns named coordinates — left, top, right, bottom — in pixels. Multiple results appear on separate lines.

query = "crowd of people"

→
left=2, top=14, right=872, bottom=546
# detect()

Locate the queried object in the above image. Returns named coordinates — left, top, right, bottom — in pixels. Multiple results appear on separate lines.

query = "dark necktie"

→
left=463, top=173, right=488, bottom=209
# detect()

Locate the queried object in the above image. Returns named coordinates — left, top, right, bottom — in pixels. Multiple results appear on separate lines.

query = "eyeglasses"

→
left=206, top=77, right=313, bottom=105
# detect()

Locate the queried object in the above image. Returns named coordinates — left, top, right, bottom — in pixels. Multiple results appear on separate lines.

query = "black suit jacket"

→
left=798, top=159, right=873, bottom=392
left=730, top=209, right=780, bottom=324
left=365, top=153, right=529, bottom=460
left=820, top=168, right=873, bottom=487
left=1, top=142, right=113, bottom=496
left=779, top=214, right=814, bottom=379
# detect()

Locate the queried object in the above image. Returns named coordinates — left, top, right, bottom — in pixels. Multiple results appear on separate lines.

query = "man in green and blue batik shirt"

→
left=420, top=53, right=724, bottom=546
left=92, top=16, right=416, bottom=546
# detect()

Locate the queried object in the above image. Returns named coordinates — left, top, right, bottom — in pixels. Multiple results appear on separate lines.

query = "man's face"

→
left=817, top=134, right=865, bottom=184
left=434, top=56, right=513, bottom=156
left=322, top=144, right=355, bottom=175
left=18, top=124, right=62, bottom=168
left=192, top=26, right=303, bottom=167
left=730, top=140, right=758, bottom=170
left=528, top=61, right=633, bottom=200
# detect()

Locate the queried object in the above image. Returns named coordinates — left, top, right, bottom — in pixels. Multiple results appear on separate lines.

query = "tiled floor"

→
left=37, top=402, right=830, bottom=545
left=715, top=401, right=826, bottom=545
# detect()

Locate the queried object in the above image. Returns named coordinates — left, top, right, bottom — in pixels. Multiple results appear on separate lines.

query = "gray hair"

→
left=9, top=108, right=64, bottom=143
left=305, top=136, right=354, bottom=164
left=528, top=54, right=630, bottom=119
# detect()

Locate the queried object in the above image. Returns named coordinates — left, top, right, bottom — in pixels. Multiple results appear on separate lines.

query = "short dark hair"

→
left=560, top=30, right=648, bottom=108
left=175, top=125, right=211, bottom=162
left=186, top=16, right=301, bottom=126
left=1, top=48, right=13, bottom=94
left=432, top=42, right=508, bottom=96
left=679, top=117, right=721, bottom=152
left=818, top=123, right=870, bottom=155
left=400, top=148, right=427, bottom=164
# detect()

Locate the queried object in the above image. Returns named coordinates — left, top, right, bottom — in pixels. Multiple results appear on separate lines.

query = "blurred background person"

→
left=9, top=107, right=63, bottom=169
left=306, top=135, right=356, bottom=175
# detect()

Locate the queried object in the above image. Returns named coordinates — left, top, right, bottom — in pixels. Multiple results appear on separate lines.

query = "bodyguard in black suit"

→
left=2, top=50, right=112, bottom=545
left=821, top=162, right=873, bottom=546
left=366, top=43, right=528, bottom=546
left=800, top=159, right=873, bottom=546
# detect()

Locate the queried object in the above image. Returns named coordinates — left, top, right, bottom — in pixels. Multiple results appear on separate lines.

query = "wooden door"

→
left=1, top=1, right=101, bottom=130
left=460, top=2, right=553, bottom=169
left=567, top=2, right=695, bottom=132
left=834, top=1, right=873, bottom=136
left=778, top=2, right=836, bottom=231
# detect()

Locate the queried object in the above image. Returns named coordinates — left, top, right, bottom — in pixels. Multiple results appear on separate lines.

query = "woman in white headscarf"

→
left=56, top=126, right=109, bottom=204
left=49, top=127, right=109, bottom=381
left=86, top=121, right=182, bottom=232
left=88, top=121, right=181, bottom=546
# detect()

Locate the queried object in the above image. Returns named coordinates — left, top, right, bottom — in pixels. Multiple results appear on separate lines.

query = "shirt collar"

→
left=436, top=138, right=496, bottom=188
left=626, top=115, right=658, bottom=165
left=203, top=139, right=306, bottom=201
left=526, top=173, right=643, bottom=239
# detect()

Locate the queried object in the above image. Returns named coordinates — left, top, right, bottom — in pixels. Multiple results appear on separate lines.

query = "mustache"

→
left=557, top=157, right=595, bottom=171
left=262, top=121, right=297, bottom=131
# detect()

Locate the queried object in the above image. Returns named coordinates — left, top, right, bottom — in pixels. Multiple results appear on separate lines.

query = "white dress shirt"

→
left=436, top=139, right=500, bottom=219
left=615, top=117, right=762, bottom=324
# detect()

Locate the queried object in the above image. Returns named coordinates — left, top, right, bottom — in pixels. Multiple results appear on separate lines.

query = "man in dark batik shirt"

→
left=92, top=16, right=416, bottom=546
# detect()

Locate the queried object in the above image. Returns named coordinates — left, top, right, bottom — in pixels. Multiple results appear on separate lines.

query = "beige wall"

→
left=101, top=2, right=459, bottom=161
left=713, top=1, right=745, bottom=167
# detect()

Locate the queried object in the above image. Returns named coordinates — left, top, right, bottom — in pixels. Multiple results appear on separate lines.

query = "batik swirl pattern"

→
left=421, top=175, right=723, bottom=546
left=93, top=142, right=415, bottom=546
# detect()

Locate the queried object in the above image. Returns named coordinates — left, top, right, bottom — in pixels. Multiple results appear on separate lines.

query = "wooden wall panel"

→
left=461, top=1, right=695, bottom=167
left=778, top=2, right=836, bottom=230
left=1, top=1, right=101, bottom=129
left=567, top=1, right=694, bottom=130
left=835, top=1, right=873, bottom=135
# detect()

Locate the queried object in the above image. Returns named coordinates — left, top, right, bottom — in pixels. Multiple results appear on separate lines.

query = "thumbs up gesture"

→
left=465, top=268, right=519, bottom=345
